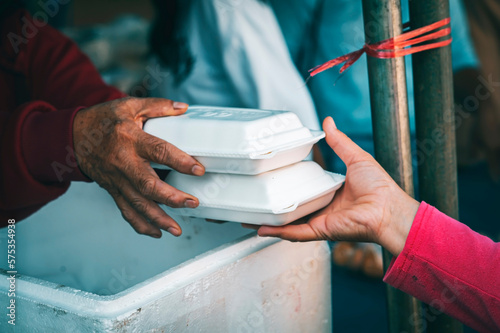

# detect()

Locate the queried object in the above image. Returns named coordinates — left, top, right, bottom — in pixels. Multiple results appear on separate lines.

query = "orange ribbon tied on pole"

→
left=308, top=17, right=452, bottom=77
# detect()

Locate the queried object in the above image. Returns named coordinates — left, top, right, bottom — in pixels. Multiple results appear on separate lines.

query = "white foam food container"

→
left=163, top=161, right=345, bottom=226
left=144, top=106, right=325, bottom=174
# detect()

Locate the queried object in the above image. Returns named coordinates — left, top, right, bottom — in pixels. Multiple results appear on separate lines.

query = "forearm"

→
left=0, top=9, right=126, bottom=223
left=384, top=202, right=500, bottom=332
left=21, top=102, right=90, bottom=183
left=0, top=102, right=87, bottom=223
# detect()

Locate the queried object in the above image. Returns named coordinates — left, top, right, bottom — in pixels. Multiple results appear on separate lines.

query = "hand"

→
left=256, top=117, right=420, bottom=256
left=73, top=97, right=205, bottom=238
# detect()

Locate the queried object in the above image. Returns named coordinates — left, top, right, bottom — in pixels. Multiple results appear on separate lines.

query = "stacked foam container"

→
left=145, top=106, right=345, bottom=226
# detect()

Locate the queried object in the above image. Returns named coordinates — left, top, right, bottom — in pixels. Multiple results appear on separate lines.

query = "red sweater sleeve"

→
left=384, top=202, right=500, bottom=333
left=0, top=9, right=126, bottom=223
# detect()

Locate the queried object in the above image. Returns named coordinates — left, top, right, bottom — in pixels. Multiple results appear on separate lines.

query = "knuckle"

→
left=138, top=177, right=157, bottom=197
left=151, top=142, right=172, bottom=162
left=120, top=208, right=153, bottom=235
left=148, top=217, right=160, bottom=227
left=116, top=97, right=135, bottom=109
left=163, top=192, right=184, bottom=208
left=174, top=153, right=193, bottom=168
left=120, top=208, right=135, bottom=224
left=113, top=119, right=133, bottom=139
left=132, top=223, right=152, bottom=235
left=114, top=147, right=129, bottom=164
left=129, top=197, right=149, bottom=213
left=148, top=215, right=165, bottom=228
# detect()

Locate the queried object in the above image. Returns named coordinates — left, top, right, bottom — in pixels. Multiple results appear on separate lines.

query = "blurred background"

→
left=24, top=0, right=154, bottom=95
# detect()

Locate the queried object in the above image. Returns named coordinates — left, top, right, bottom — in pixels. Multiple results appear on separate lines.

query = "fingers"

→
left=241, top=223, right=259, bottom=230
left=124, top=160, right=200, bottom=208
left=111, top=193, right=163, bottom=238
left=117, top=181, right=183, bottom=237
left=77, top=97, right=196, bottom=239
left=257, top=222, right=323, bottom=242
left=135, top=131, right=205, bottom=176
left=323, top=117, right=371, bottom=167
left=134, top=98, right=189, bottom=119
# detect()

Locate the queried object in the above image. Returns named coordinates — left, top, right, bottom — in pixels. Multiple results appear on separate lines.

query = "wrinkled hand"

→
left=73, top=97, right=205, bottom=238
left=256, top=117, right=420, bottom=256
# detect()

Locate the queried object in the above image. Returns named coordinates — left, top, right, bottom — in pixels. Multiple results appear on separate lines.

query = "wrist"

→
left=378, top=187, right=420, bottom=256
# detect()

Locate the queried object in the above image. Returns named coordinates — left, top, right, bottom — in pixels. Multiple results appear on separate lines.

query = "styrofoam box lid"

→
left=166, top=161, right=345, bottom=214
left=144, top=106, right=323, bottom=158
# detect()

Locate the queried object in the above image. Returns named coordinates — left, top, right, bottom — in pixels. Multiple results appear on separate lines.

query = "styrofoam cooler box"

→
left=0, top=182, right=332, bottom=332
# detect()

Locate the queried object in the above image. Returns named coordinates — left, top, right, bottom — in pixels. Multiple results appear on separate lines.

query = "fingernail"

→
left=192, top=164, right=205, bottom=176
left=184, top=199, right=198, bottom=208
left=323, top=117, right=337, bottom=137
left=152, top=232, right=162, bottom=239
left=325, top=116, right=337, bottom=131
left=330, top=117, right=337, bottom=130
left=167, top=227, right=181, bottom=236
left=173, top=101, right=188, bottom=110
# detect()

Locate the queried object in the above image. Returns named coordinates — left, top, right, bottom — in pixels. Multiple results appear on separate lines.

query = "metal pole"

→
left=409, top=0, right=463, bottom=332
left=361, top=1, right=422, bottom=332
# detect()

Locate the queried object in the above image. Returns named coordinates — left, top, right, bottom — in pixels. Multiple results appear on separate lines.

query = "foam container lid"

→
left=163, top=161, right=345, bottom=225
left=144, top=107, right=324, bottom=175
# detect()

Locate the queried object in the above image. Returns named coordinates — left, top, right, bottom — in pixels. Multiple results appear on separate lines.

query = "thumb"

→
left=323, top=117, right=370, bottom=167
left=136, top=98, right=189, bottom=119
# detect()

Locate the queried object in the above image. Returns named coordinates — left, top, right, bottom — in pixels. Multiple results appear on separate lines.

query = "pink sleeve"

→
left=383, top=202, right=500, bottom=333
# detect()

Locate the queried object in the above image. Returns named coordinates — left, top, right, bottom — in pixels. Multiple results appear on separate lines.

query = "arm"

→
left=255, top=117, right=500, bottom=332
left=1, top=10, right=206, bottom=237
left=0, top=9, right=124, bottom=221
left=384, top=202, right=500, bottom=333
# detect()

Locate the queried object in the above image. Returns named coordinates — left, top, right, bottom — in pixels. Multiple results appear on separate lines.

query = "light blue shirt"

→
left=152, top=0, right=320, bottom=131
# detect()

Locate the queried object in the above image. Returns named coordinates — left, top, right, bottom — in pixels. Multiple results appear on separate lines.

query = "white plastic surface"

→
left=144, top=106, right=325, bottom=174
left=164, top=161, right=345, bottom=225
left=0, top=181, right=332, bottom=332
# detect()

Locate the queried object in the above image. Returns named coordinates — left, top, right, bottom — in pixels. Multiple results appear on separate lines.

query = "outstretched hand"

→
left=255, top=117, right=419, bottom=256
left=73, top=97, right=205, bottom=238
